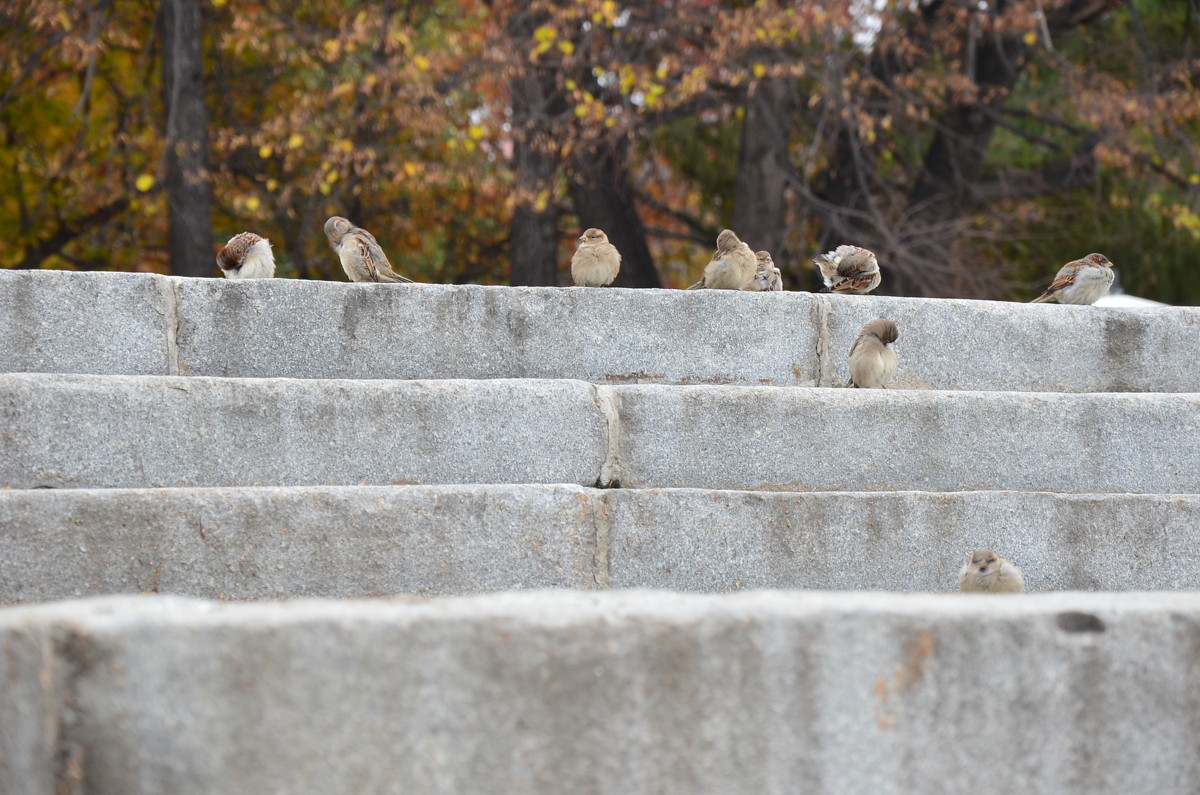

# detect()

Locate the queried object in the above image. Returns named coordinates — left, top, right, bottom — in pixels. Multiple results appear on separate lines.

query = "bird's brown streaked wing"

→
left=831, top=273, right=877, bottom=293
left=350, top=235, right=380, bottom=282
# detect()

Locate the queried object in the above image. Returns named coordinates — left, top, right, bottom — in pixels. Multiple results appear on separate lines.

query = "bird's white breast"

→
left=231, top=239, right=275, bottom=279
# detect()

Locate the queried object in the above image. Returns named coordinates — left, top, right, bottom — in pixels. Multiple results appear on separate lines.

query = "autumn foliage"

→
left=2, top=0, right=1198, bottom=303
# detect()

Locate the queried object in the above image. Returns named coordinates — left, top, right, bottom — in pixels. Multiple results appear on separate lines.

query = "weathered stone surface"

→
left=2, top=592, right=1199, bottom=794
left=5, top=487, right=1199, bottom=602
left=604, top=488, right=1200, bottom=592
left=816, top=292, right=1200, bottom=392
left=0, top=485, right=600, bottom=602
left=174, top=278, right=820, bottom=385
left=0, top=374, right=607, bottom=489
left=613, top=385, right=1200, bottom=492
left=0, top=270, right=172, bottom=375
left=5, top=270, right=1199, bottom=391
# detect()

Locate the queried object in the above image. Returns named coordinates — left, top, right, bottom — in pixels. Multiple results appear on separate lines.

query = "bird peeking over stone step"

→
left=571, top=228, right=622, bottom=286
left=959, top=550, right=1025, bottom=593
left=814, top=245, right=881, bottom=294
left=323, top=216, right=414, bottom=283
left=687, top=229, right=757, bottom=290
left=847, top=318, right=898, bottom=388
left=216, top=232, right=275, bottom=279
left=1030, top=253, right=1114, bottom=305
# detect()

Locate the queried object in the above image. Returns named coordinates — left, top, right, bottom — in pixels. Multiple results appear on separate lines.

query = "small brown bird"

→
left=814, top=245, right=881, bottom=294
left=571, top=228, right=622, bottom=286
left=848, top=318, right=899, bottom=388
left=323, top=216, right=413, bottom=284
left=1030, top=253, right=1115, bottom=305
left=959, top=550, right=1025, bottom=593
left=216, top=232, right=275, bottom=279
left=687, top=229, right=757, bottom=290
left=746, top=250, right=783, bottom=292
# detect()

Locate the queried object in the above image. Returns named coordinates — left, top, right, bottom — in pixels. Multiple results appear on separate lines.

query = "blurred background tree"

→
left=1, top=0, right=1197, bottom=303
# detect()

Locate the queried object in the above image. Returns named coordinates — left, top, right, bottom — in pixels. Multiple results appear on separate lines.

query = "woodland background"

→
left=1, top=0, right=1198, bottom=302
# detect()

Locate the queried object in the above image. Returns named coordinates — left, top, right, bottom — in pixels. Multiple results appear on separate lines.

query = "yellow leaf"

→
left=557, top=40, right=574, bottom=55
left=1023, top=31, right=1037, bottom=45
left=752, top=63, right=767, bottom=79
left=245, top=196, right=261, bottom=212
left=534, top=190, right=549, bottom=212
left=326, top=169, right=339, bottom=183
left=338, top=139, right=354, bottom=153
left=463, top=139, right=476, bottom=153
left=403, top=162, right=419, bottom=177
left=266, top=179, right=278, bottom=191
left=1190, top=174, right=1200, bottom=185
left=574, top=103, right=589, bottom=118
left=135, top=174, right=154, bottom=192
left=534, top=25, right=556, bottom=43
left=318, top=182, right=332, bottom=195
left=565, top=79, right=578, bottom=91
left=258, top=144, right=273, bottom=159
left=56, top=10, right=72, bottom=29
left=287, top=133, right=304, bottom=149
left=468, top=125, right=485, bottom=141
left=212, top=0, right=227, bottom=6
left=414, top=55, right=430, bottom=70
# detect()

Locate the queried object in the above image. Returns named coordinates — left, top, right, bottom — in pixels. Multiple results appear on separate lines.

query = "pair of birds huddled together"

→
left=215, top=217, right=414, bottom=283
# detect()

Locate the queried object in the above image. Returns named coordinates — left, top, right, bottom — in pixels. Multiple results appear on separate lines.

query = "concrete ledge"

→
left=0, top=374, right=607, bottom=489
left=3, top=486, right=1199, bottom=602
left=4, top=270, right=1199, bottom=391
left=0, top=269, right=173, bottom=375
left=3, top=592, right=1199, bottom=794
left=615, top=385, right=1200, bottom=492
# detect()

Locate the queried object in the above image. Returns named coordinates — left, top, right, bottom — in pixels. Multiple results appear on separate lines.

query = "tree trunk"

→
left=567, top=140, right=660, bottom=288
left=160, top=0, right=213, bottom=277
left=732, top=78, right=792, bottom=278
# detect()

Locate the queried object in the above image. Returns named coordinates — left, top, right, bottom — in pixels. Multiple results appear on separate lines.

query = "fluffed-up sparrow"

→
left=1030, top=253, right=1114, bottom=304
left=216, top=232, right=275, bottom=279
left=571, top=228, right=622, bottom=286
left=847, top=318, right=899, bottom=388
left=687, top=229, right=757, bottom=290
left=745, top=250, right=783, bottom=292
left=814, top=245, right=881, bottom=294
left=959, top=550, right=1025, bottom=593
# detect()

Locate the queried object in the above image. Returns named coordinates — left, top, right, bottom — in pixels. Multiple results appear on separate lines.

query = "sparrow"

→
left=814, top=245, right=881, bottom=294
left=959, top=550, right=1025, bottom=593
left=571, top=228, right=622, bottom=286
left=687, top=229, right=757, bottom=290
left=323, top=216, right=414, bottom=283
left=216, top=232, right=275, bottom=279
left=1030, top=253, right=1115, bottom=305
left=745, top=250, right=783, bottom=292
left=847, top=318, right=899, bottom=388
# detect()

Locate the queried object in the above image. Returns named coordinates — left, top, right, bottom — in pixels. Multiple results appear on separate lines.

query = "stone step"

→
left=2, top=373, right=1197, bottom=493
left=4, top=269, right=1198, bottom=392
left=3, top=592, right=1198, bottom=794
left=3, top=485, right=1197, bottom=602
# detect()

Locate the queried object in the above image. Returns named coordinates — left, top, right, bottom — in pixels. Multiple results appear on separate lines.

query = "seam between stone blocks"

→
left=588, top=489, right=612, bottom=589
left=811, top=294, right=832, bottom=387
left=592, top=385, right=621, bottom=488
left=161, top=276, right=182, bottom=376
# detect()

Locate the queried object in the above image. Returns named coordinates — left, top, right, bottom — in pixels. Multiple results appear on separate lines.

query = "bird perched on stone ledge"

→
left=746, top=250, right=783, bottom=292
left=324, top=216, right=414, bottom=283
left=571, top=228, right=622, bottom=286
left=1030, top=253, right=1114, bottom=305
left=687, top=229, right=757, bottom=290
left=814, top=245, right=881, bottom=294
left=216, top=232, right=275, bottom=279
left=959, top=550, right=1025, bottom=593
left=848, top=318, right=899, bottom=388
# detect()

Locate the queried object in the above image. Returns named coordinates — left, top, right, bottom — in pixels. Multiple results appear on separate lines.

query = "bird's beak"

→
left=578, top=235, right=587, bottom=244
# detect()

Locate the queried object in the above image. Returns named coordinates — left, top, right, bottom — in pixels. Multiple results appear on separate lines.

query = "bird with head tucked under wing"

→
left=814, top=245, right=881, bottom=294
left=216, top=232, right=275, bottom=279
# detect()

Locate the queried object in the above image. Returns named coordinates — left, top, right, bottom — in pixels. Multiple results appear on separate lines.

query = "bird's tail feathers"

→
left=686, top=280, right=705, bottom=290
